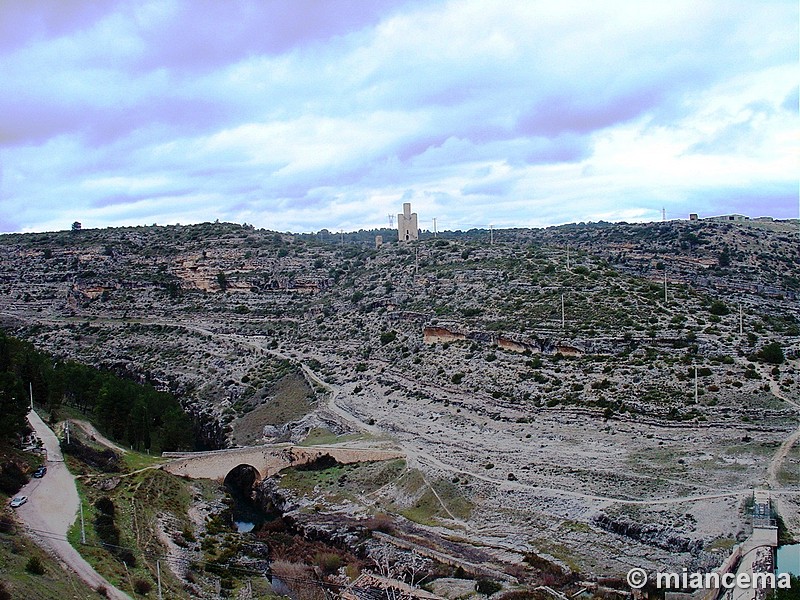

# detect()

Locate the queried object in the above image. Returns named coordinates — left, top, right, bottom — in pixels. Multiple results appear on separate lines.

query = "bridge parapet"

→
left=162, top=444, right=403, bottom=481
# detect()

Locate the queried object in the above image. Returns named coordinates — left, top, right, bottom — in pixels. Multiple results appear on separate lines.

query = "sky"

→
left=0, top=0, right=797, bottom=234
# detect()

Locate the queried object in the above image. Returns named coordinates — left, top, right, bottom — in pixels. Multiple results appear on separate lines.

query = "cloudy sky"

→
left=0, top=1, right=797, bottom=234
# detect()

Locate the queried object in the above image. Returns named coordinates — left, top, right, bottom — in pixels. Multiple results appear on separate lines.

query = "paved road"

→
left=16, top=410, right=132, bottom=600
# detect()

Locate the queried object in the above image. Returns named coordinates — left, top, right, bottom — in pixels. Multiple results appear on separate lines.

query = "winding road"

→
left=16, top=410, right=132, bottom=600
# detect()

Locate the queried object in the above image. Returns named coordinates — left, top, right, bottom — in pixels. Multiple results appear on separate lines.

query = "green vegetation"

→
left=0, top=519, right=98, bottom=598
left=68, top=468, right=195, bottom=598
left=758, top=341, right=785, bottom=365
left=1, top=329, right=195, bottom=453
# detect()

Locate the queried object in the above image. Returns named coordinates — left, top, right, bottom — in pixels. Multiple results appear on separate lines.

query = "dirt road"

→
left=16, top=410, right=132, bottom=600
left=71, top=419, right=129, bottom=454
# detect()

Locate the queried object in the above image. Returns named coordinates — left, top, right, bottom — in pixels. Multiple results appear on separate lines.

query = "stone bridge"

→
left=161, top=443, right=404, bottom=481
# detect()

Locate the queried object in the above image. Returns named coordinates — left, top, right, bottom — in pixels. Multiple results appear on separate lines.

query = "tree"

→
left=0, top=372, right=27, bottom=440
left=709, top=300, right=729, bottom=316
left=216, top=272, right=228, bottom=291
left=758, top=342, right=784, bottom=365
left=718, top=246, right=731, bottom=268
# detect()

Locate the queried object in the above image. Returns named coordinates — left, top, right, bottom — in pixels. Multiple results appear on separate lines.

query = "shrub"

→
left=25, top=556, right=45, bottom=575
left=0, top=462, right=28, bottom=495
left=758, top=342, right=784, bottom=365
left=451, top=373, right=465, bottom=384
left=133, top=579, right=152, bottom=595
left=95, top=496, right=115, bottom=516
left=314, top=551, right=343, bottom=575
left=476, top=579, right=502, bottom=595
left=0, top=515, right=15, bottom=534
left=709, top=301, right=729, bottom=316
left=0, top=581, right=10, bottom=600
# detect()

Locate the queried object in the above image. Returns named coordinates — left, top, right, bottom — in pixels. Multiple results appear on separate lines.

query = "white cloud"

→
left=0, top=0, right=797, bottom=233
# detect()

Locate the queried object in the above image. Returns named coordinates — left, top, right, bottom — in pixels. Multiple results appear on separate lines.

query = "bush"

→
left=95, top=496, right=115, bottom=516
left=314, top=551, right=343, bottom=575
left=0, top=462, right=28, bottom=495
left=451, top=373, right=465, bottom=384
left=133, top=579, right=152, bottom=595
left=0, top=515, right=15, bottom=534
left=25, top=555, right=45, bottom=575
left=758, top=342, right=784, bottom=365
left=476, top=579, right=502, bottom=595
left=380, top=331, right=397, bottom=345
left=0, top=581, right=11, bottom=600
left=709, top=301, right=729, bottom=316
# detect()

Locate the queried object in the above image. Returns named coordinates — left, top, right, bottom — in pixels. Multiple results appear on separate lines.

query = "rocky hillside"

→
left=0, top=218, right=798, bottom=576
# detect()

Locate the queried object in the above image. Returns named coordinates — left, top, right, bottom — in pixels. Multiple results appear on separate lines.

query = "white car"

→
left=10, top=496, right=27, bottom=508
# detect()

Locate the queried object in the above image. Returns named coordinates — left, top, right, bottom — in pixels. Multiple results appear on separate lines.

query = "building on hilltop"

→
left=398, top=202, right=419, bottom=242
left=689, top=213, right=755, bottom=223
left=707, top=213, right=751, bottom=222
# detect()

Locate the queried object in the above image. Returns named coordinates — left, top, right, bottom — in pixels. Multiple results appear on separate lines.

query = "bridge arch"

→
left=223, top=464, right=262, bottom=497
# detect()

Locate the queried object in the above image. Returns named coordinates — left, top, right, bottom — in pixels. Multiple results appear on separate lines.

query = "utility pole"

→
left=80, top=503, right=86, bottom=544
left=415, top=247, right=419, bottom=276
left=157, top=560, right=163, bottom=600
left=388, top=214, right=394, bottom=228
left=739, top=303, right=743, bottom=335
left=694, top=365, right=698, bottom=404
left=433, top=218, right=437, bottom=238
left=489, top=225, right=494, bottom=245
left=561, top=294, right=565, bottom=329
left=662, top=207, right=666, bottom=221
left=29, top=382, right=33, bottom=411
left=664, top=267, right=668, bottom=302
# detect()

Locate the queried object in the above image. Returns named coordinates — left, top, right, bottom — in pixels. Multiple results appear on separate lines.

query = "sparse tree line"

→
left=0, top=328, right=195, bottom=452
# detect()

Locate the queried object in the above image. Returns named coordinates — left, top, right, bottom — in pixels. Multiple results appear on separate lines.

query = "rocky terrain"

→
left=0, top=218, right=798, bottom=582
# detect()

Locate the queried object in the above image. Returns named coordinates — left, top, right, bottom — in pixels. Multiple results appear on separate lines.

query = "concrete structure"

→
left=706, top=214, right=751, bottom=222
left=162, top=443, right=403, bottom=481
left=664, top=490, right=778, bottom=600
left=375, top=235, right=383, bottom=248
left=398, top=202, right=419, bottom=242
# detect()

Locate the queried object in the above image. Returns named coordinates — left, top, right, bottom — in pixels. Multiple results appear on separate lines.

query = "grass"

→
left=705, top=537, right=737, bottom=551
left=0, top=524, right=100, bottom=599
left=530, top=539, right=583, bottom=573
left=231, top=372, right=316, bottom=445
left=558, top=520, right=593, bottom=534
left=277, top=458, right=473, bottom=527
left=68, top=468, right=196, bottom=599
left=298, top=426, right=366, bottom=446
left=121, top=451, right=165, bottom=472
left=390, top=471, right=473, bottom=526
left=279, top=458, right=407, bottom=504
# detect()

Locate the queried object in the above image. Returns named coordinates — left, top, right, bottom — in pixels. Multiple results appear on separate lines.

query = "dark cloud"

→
left=129, top=0, right=418, bottom=73
left=515, top=86, right=664, bottom=137
left=0, top=0, right=109, bottom=53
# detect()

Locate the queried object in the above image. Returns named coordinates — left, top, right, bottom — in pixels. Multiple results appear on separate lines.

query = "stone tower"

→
left=397, top=202, right=419, bottom=242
